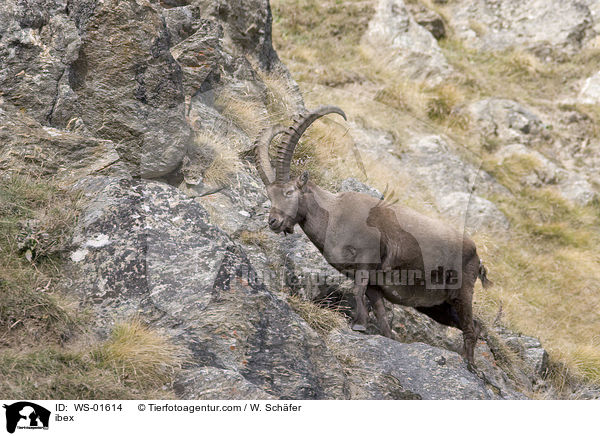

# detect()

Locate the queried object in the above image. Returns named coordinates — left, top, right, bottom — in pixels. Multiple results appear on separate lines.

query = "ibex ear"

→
left=296, top=171, right=309, bottom=190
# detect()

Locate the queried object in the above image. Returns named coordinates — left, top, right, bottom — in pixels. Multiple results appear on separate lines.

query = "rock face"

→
left=0, top=0, right=291, bottom=179
left=468, top=99, right=545, bottom=145
left=65, top=176, right=531, bottom=399
left=0, top=100, right=123, bottom=181
left=445, top=0, right=596, bottom=55
left=328, top=332, right=496, bottom=400
left=64, top=176, right=533, bottom=399
left=1, top=0, right=191, bottom=177
left=68, top=177, right=349, bottom=399
left=362, top=0, right=452, bottom=84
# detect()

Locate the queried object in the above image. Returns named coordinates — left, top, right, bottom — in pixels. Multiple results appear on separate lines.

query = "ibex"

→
left=253, top=106, right=492, bottom=365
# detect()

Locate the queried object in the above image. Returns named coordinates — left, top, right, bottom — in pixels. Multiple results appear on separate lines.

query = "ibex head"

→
left=253, top=106, right=347, bottom=235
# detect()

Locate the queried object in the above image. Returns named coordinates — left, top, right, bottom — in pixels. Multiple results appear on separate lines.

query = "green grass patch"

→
left=0, top=174, right=82, bottom=347
left=0, top=319, right=186, bottom=399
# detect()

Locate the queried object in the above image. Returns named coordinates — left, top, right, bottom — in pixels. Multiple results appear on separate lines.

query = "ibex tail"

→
left=478, top=260, right=493, bottom=289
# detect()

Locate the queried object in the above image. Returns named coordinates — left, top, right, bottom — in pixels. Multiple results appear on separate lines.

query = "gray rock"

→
left=351, top=125, right=509, bottom=231
left=328, top=331, right=500, bottom=399
left=170, top=18, right=225, bottom=99
left=174, top=367, right=277, bottom=400
left=192, top=0, right=280, bottom=70
left=578, top=70, right=600, bottom=105
left=406, top=1, right=446, bottom=40
left=162, top=6, right=197, bottom=46
left=68, top=0, right=193, bottom=178
left=445, top=0, right=595, bottom=55
left=497, top=328, right=550, bottom=380
left=468, top=98, right=544, bottom=145
left=0, top=0, right=195, bottom=178
left=66, top=177, right=348, bottom=399
left=0, top=100, right=124, bottom=182
left=437, top=191, right=510, bottom=232
left=364, top=304, right=530, bottom=398
left=496, top=143, right=597, bottom=206
left=0, top=0, right=80, bottom=123
left=340, top=178, right=383, bottom=199
left=362, top=0, right=452, bottom=85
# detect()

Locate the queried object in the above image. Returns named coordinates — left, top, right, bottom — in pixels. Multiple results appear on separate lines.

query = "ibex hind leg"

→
left=450, top=270, right=478, bottom=368
left=366, top=287, right=394, bottom=339
left=351, top=283, right=368, bottom=332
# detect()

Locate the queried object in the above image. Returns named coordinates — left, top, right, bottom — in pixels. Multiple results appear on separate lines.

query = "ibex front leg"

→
left=351, top=270, right=369, bottom=332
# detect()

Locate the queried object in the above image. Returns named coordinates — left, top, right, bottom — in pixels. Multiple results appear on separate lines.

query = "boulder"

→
left=362, top=0, right=452, bottom=85
left=327, top=331, right=500, bottom=399
left=444, top=0, right=595, bottom=55
left=501, top=331, right=549, bottom=380
left=468, top=98, right=545, bottom=145
left=362, top=304, right=532, bottom=398
left=495, top=143, right=597, bottom=206
left=406, top=1, right=447, bottom=40
left=340, top=177, right=383, bottom=199
left=350, top=124, right=509, bottom=232
left=437, top=192, right=510, bottom=232
left=66, top=177, right=349, bottom=399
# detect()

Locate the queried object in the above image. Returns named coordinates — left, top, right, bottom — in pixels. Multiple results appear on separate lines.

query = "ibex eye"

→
left=284, top=190, right=294, bottom=197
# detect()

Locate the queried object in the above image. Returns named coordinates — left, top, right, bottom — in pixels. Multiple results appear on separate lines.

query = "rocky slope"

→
left=2, top=0, right=599, bottom=399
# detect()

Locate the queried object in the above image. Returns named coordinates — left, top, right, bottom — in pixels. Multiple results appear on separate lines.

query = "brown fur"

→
left=255, top=108, right=492, bottom=365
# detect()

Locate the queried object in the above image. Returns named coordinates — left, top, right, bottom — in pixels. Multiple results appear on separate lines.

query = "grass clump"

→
left=288, top=295, right=347, bottom=336
left=238, top=230, right=269, bottom=248
left=0, top=319, right=186, bottom=399
left=0, top=174, right=81, bottom=347
left=93, top=318, right=187, bottom=390
left=193, top=131, right=242, bottom=187
left=214, top=91, right=268, bottom=141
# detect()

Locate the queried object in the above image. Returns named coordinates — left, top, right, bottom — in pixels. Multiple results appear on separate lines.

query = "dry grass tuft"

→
left=193, top=131, right=242, bottom=187
left=288, top=295, right=348, bottom=336
left=0, top=319, right=187, bottom=399
left=0, top=174, right=82, bottom=347
left=426, top=83, right=470, bottom=130
left=214, top=91, right=269, bottom=140
left=93, top=318, right=188, bottom=389
left=238, top=230, right=269, bottom=248
left=255, top=68, right=301, bottom=125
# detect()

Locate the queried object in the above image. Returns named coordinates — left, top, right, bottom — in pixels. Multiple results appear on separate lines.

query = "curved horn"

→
left=275, top=106, right=347, bottom=182
left=253, top=125, right=285, bottom=185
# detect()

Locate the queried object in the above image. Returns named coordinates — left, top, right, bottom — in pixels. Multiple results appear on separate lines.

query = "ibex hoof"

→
left=352, top=323, right=367, bottom=332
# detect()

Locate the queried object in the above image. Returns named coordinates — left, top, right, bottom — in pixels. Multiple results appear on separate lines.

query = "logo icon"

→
left=3, top=402, right=50, bottom=434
